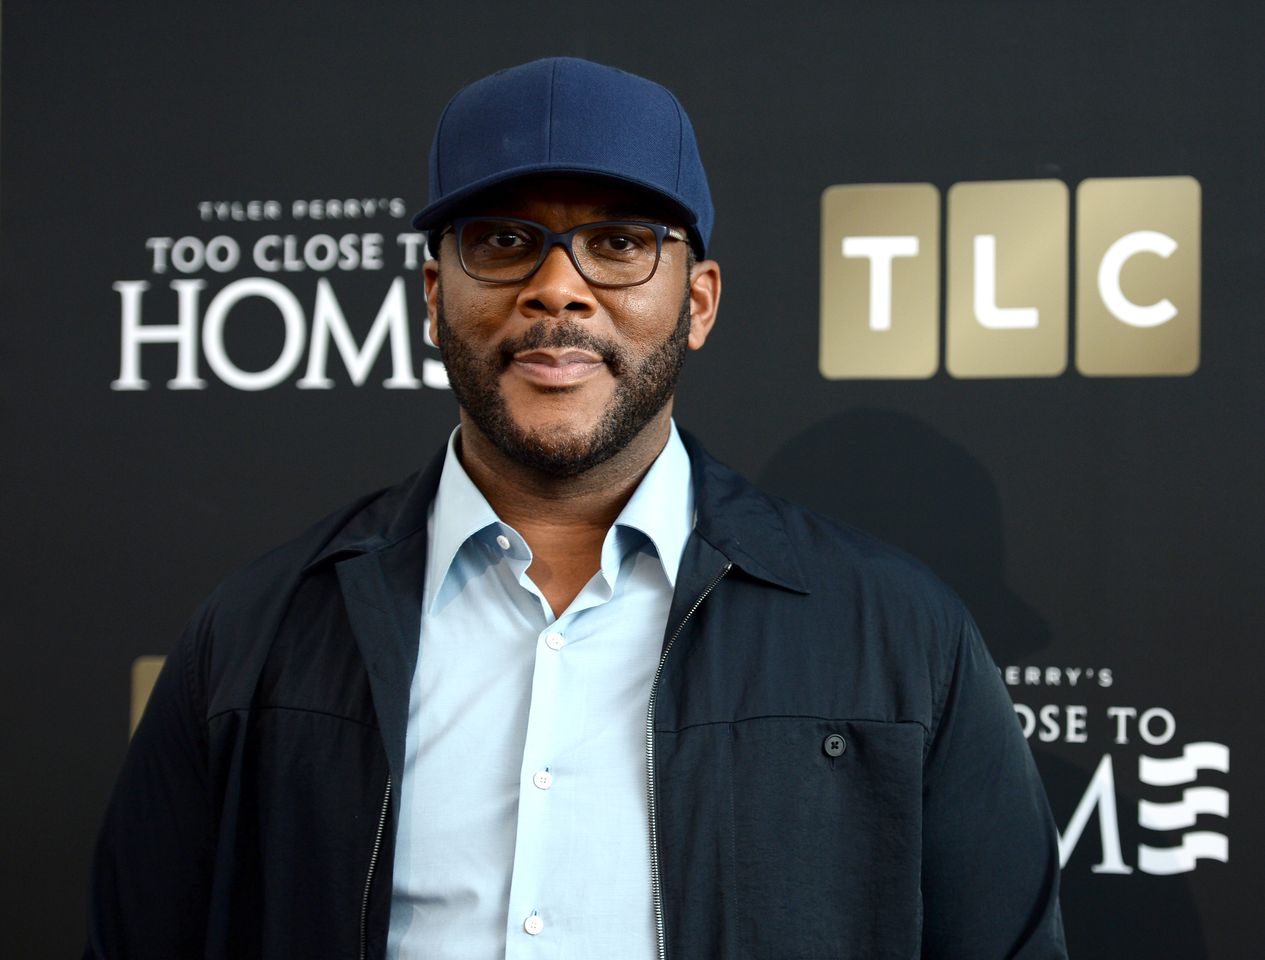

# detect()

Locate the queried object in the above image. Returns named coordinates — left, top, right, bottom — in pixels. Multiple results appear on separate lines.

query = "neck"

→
left=454, top=410, right=673, bottom=615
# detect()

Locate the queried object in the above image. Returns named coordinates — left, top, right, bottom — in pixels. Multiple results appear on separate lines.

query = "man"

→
left=86, top=58, right=1067, bottom=959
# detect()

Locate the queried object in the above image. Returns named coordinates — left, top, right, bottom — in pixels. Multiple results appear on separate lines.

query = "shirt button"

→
left=496, top=534, right=511, bottom=550
left=823, top=733, right=847, bottom=757
left=532, top=770, right=554, bottom=790
left=523, top=914, right=544, bottom=935
left=545, top=632, right=565, bottom=650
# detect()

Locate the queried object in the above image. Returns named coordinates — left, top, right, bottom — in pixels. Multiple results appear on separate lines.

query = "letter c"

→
left=1097, top=230, right=1178, bottom=328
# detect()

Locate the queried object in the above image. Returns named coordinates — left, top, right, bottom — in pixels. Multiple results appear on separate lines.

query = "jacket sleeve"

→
left=919, top=615, right=1069, bottom=959
left=84, top=600, right=216, bottom=959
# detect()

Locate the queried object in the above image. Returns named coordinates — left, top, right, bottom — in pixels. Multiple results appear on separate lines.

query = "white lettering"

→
left=253, top=235, right=283, bottom=273
left=1019, top=704, right=1090, bottom=743
left=145, top=237, right=174, bottom=274
left=1097, top=230, right=1178, bottom=328
left=1065, top=705, right=1088, bottom=743
left=298, top=277, right=421, bottom=389
left=304, top=235, right=340, bottom=272
left=1107, top=706, right=1137, bottom=744
left=1058, top=754, right=1133, bottom=874
left=1139, top=707, right=1176, bottom=746
left=973, top=235, right=1039, bottom=329
left=397, top=233, right=426, bottom=270
left=204, top=236, right=240, bottom=273
left=841, top=235, right=919, bottom=331
left=170, top=237, right=206, bottom=274
left=250, top=234, right=381, bottom=272
left=201, top=278, right=307, bottom=391
left=422, top=357, right=450, bottom=389
left=111, top=279, right=208, bottom=390
left=360, top=233, right=384, bottom=270
left=1038, top=704, right=1061, bottom=743
left=1013, top=703, right=1035, bottom=738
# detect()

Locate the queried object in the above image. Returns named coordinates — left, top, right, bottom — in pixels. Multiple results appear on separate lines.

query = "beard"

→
left=436, top=286, right=691, bottom=478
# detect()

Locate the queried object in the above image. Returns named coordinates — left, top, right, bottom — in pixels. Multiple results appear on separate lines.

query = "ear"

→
left=423, top=258, right=441, bottom=347
left=686, top=259, right=721, bottom=350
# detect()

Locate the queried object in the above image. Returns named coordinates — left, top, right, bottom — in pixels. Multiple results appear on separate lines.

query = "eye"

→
left=488, top=229, right=529, bottom=249
left=603, top=233, right=639, bottom=252
left=463, top=220, right=540, bottom=260
left=583, top=224, right=656, bottom=260
left=476, top=226, right=531, bottom=249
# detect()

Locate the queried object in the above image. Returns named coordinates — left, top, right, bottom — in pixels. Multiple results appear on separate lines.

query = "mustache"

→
left=497, top=321, right=625, bottom=373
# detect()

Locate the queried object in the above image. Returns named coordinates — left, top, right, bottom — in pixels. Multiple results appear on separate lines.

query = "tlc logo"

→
left=818, top=177, right=1200, bottom=379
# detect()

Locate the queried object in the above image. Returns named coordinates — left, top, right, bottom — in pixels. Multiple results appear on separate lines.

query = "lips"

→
left=509, top=349, right=606, bottom=387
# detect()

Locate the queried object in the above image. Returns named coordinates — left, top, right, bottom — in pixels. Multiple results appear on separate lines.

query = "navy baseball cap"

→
left=412, top=57, right=714, bottom=257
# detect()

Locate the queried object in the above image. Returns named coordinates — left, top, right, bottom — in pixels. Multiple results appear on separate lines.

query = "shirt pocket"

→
left=728, top=717, right=925, bottom=960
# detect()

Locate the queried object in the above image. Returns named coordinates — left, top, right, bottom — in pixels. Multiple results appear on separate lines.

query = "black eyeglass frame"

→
left=442, top=216, right=688, bottom=288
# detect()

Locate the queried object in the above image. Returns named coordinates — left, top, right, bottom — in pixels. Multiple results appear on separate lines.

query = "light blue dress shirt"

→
left=387, top=422, right=694, bottom=960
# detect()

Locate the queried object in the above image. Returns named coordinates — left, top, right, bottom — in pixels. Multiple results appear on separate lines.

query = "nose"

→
left=516, top=243, right=598, bottom=319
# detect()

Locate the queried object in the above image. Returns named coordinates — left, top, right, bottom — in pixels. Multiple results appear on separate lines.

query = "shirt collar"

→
left=607, top=419, right=693, bottom=588
left=425, top=420, right=695, bottom=612
left=424, top=428, right=507, bottom=615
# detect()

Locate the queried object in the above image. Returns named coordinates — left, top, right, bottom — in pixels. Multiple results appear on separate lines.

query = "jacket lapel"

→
left=312, top=453, right=444, bottom=788
left=336, top=536, right=427, bottom=789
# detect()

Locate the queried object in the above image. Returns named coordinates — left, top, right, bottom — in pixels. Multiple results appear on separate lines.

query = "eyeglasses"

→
left=444, top=216, right=687, bottom=288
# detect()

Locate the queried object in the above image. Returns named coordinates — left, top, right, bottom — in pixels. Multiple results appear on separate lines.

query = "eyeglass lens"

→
left=457, top=219, right=663, bottom=286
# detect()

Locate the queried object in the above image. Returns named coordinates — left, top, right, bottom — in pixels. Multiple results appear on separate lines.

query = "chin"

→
left=503, top=421, right=610, bottom=474
left=489, top=409, right=670, bottom=478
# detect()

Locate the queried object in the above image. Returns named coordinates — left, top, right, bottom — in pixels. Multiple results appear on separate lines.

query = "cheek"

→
left=605, top=288, right=686, bottom=350
left=443, top=286, right=517, bottom=342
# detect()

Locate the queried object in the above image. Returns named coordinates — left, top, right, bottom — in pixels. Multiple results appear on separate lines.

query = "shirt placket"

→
left=503, top=605, right=571, bottom=955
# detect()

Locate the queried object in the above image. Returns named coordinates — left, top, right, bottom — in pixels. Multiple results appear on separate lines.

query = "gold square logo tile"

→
left=819, top=183, right=940, bottom=379
left=1075, top=176, right=1201, bottom=376
left=946, top=179, right=1069, bottom=378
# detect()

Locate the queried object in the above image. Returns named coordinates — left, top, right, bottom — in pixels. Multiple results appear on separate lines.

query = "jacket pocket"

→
left=728, top=717, right=924, bottom=960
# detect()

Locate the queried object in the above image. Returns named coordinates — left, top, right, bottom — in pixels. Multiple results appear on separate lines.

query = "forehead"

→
left=457, top=175, right=684, bottom=226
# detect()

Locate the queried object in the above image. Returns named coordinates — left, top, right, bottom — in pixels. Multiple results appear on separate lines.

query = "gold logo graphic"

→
left=946, top=180, right=1069, bottom=378
left=819, top=184, right=939, bottom=379
left=130, top=655, right=165, bottom=736
left=820, top=176, right=1200, bottom=379
left=1076, top=177, right=1200, bottom=376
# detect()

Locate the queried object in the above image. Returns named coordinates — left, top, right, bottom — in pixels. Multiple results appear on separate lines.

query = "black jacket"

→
left=86, top=433, right=1067, bottom=959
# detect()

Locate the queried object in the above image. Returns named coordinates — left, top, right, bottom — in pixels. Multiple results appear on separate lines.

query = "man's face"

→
left=423, top=179, right=719, bottom=477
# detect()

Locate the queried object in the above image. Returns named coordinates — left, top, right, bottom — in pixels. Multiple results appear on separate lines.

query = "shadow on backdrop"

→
left=758, top=407, right=1049, bottom=663
left=758, top=407, right=1209, bottom=959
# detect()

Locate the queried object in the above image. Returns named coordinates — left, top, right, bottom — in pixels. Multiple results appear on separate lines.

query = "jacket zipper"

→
left=359, top=775, right=392, bottom=960
left=646, top=561, right=732, bottom=960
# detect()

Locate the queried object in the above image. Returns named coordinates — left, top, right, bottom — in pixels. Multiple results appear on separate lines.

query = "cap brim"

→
left=411, top=163, right=706, bottom=256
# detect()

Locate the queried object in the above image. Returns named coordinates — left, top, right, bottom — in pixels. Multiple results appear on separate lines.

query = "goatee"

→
left=436, top=288, right=691, bottom=478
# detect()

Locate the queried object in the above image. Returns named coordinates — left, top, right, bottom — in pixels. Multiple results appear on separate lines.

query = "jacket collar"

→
left=299, top=429, right=807, bottom=787
left=679, top=429, right=809, bottom=595
left=302, top=447, right=446, bottom=574
left=304, top=428, right=809, bottom=596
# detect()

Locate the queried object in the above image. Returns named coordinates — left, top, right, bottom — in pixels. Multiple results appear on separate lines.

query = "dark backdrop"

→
left=3, top=2, right=1261, bottom=956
